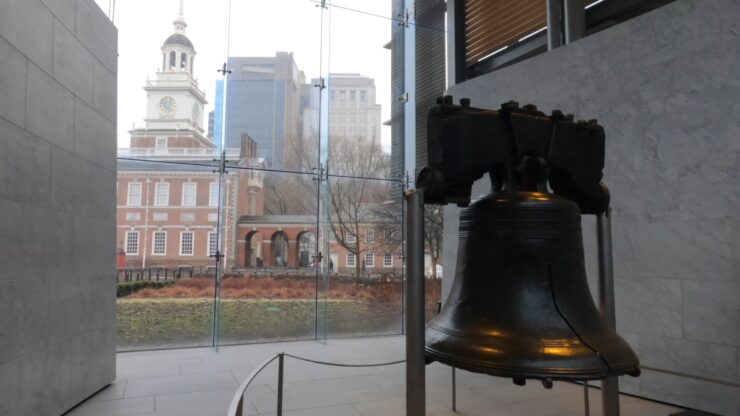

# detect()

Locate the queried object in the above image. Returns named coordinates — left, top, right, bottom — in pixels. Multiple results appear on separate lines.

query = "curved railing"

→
left=227, top=352, right=405, bottom=416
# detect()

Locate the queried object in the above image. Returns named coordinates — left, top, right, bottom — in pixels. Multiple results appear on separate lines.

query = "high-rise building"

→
left=303, top=73, right=382, bottom=145
left=220, top=53, right=306, bottom=169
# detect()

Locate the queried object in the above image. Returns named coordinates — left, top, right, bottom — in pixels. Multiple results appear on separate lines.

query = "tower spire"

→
left=173, top=0, right=187, bottom=33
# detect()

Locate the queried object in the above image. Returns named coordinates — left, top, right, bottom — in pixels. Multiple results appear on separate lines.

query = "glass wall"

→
left=113, top=0, right=443, bottom=351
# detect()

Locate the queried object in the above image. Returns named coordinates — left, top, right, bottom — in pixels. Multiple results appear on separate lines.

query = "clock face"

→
left=191, top=103, right=201, bottom=124
left=158, top=96, right=177, bottom=116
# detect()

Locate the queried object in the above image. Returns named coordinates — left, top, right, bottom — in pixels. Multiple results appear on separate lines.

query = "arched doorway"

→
left=272, top=231, right=289, bottom=267
left=245, top=231, right=262, bottom=267
left=297, top=231, right=316, bottom=268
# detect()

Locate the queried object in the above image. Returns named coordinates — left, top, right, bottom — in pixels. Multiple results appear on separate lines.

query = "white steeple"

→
left=173, top=0, right=187, bottom=33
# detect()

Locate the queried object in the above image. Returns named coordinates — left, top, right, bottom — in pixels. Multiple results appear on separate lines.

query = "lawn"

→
left=116, top=276, right=440, bottom=350
left=117, top=297, right=405, bottom=350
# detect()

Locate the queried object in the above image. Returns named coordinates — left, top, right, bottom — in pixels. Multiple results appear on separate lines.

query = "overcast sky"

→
left=94, top=0, right=394, bottom=151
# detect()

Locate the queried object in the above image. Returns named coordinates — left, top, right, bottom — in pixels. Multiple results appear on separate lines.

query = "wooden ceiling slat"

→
left=464, top=0, right=547, bottom=64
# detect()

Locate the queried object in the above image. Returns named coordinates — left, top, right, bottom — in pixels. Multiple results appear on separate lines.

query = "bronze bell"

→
left=425, top=190, right=640, bottom=383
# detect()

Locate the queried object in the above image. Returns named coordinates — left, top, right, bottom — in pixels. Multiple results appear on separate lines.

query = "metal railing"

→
left=227, top=352, right=405, bottom=416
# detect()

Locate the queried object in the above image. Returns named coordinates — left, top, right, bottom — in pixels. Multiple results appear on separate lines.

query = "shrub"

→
left=117, top=280, right=177, bottom=298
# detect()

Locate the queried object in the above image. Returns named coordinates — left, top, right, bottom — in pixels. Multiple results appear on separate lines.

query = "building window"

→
left=181, top=212, right=195, bottom=221
left=182, top=182, right=197, bottom=206
left=346, top=252, right=356, bottom=267
left=180, top=231, right=194, bottom=256
left=154, top=182, right=169, bottom=206
left=366, top=230, right=374, bottom=243
left=127, top=182, right=142, bottom=206
left=209, top=182, right=219, bottom=207
left=169, top=51, right=176, bottom=69
left=384, top=253, right=393, bottom=267
left=152, top=212, right=168, bottom=221
left=125, top=231, right=139, bottom=255
left=384, top=230, right=394, bottom=243
left=208, top=212, right=218, bottom=222
left=125, top=212, right=141, bottom=221
left=360, top=91, right=366, bottom=102
left=156, top=137, right=167, bottom=148
left=350, top=91, right=356, bottom=102
left=346, top=232, right=356, bottom=243
left=365, top=252, right=374, bottom=267
left=152, top=231, right=166, bottom=255
left=339, top=91, right=345, bottom=101
left=208, top=232, right=218, bottom=256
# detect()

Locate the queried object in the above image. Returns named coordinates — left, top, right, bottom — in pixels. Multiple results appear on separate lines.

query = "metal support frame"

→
left=452, top=367, right=457, bottom=411
left=547, top=0, right=563, bottom=50
left=564, top=0, right=586, bottom=43
left=584, top=381, right=590, bottom=415
left=405, top=189, right=426, bottom=416
left=597, top=208, right=620, bottom=416
left=277, top=353, right=285, bottom=415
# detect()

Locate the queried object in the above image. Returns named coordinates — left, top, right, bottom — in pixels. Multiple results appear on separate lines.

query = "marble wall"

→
left=443, top=0, right=739, bottom=414
left=0, top=0, right=117, bottom=414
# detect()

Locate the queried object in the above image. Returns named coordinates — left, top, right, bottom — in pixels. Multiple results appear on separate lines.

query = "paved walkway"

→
left=67, top=336, right=683, bottom=416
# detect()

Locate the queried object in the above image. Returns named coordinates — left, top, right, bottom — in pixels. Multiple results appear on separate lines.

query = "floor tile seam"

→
left=279, top=373, right=386, bottom=388
left=124, top=383, right=240, bottom=400
left=122, top=369, right=236, bottom=383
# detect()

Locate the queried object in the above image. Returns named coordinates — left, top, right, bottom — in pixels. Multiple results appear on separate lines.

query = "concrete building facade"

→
left=0, top=0, right=117, bottom=414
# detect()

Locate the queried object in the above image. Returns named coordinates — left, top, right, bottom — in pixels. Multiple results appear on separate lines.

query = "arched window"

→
left=181, top=52, right=187, bottom=69
left=298, top=232, right=316, bottom=268
left=169, top=51, right=176, bottom=69
left=272, top=232, right=289, bottom=267
left=245, top=232, right=262, bottom=267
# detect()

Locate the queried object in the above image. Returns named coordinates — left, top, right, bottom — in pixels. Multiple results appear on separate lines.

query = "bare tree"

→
left=327, top=134, right=395, bottom=277
left=424, top=206, right=443, bottom=279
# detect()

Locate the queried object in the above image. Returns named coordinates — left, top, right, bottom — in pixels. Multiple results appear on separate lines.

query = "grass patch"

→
left=117, top=298, right=404, bottom=350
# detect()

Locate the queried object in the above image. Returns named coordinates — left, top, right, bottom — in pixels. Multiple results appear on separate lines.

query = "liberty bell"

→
left=418, top=97, right=640, bottom=385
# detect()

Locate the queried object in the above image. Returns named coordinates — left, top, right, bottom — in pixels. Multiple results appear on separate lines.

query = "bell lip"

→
left=425, top=346, right=640, bottom=381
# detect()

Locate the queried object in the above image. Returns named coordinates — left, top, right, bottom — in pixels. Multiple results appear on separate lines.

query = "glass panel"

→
left=217, top=168, right=319, bottom=344
left=116, top=160, right=221, bottom=351
left=327, top=4, right=394, bottom=180
left=222, top=0, right=322, bottom=174
left=324, top=176, right=404, bottom=337
left=113, top=0, right=230, bottom=350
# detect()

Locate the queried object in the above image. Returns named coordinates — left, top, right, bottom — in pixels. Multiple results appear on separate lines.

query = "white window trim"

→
left=180, top=231, right=194, bottom=256
left=154, top=182, right=170, bottom=206
left=346, top=232, right=356, bottom=243
left=182, top=182, right=197, bottom=207
left=365, top=230, right=374, bottom=243
left=127, top=182, right=142, bottom=206
left=152, top=231, right=167, bottom=256
left=365, top=252, right=374, bottom=267
left=384, top=253, right=393, bottom=268
left=346, top=252, right=356, bottom=267
left=209, top=182, right=219, bottom=207
left=208, top=232, right=218, bottom=256
left=125, top=231, right=139, bottom=255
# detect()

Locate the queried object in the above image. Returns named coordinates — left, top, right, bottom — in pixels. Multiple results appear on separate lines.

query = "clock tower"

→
left=130, top=0, right=212, bottom=149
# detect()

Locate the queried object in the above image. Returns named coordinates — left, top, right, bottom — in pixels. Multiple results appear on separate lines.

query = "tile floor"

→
left=67, top=336, right=684, bottom=416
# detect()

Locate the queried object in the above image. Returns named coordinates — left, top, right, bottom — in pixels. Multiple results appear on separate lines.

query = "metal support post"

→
left=451, top=367, right=457, bottom=411
left=583, top=381, right=590, bottom=416
left=277, top=353, right=284, bottom=416
left=547, top=0, right=563, bottom=50
left=597, top=208, right=620, bottom=416
left=406, top=189, right=426, bottom=416
left=564, top=0, right=586, bottom=44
